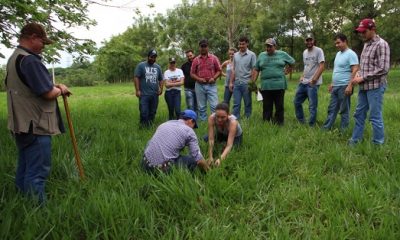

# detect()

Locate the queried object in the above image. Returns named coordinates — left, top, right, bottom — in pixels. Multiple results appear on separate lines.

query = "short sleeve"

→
left=134, top=63, right=142, bottom=78
left=20, top=55, right=53, bottom=96
left=349, top=50, right=359, bottom=66
left=318, top=48, right=325, bottom=63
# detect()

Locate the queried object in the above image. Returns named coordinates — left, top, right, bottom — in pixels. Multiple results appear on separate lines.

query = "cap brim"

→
left=355, top=27, right=367, bottom=33
left=43, top=38, right=53, bottom=45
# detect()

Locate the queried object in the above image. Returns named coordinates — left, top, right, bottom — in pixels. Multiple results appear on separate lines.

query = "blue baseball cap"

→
left=181, top=109, right=198, bottom=128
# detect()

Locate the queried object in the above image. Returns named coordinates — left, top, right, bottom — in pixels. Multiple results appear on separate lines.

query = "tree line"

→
left=1, top=0, right=399, bottom=88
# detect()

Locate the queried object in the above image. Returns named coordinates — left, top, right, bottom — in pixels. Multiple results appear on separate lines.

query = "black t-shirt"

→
left=181, top=61, right=195, bottom=90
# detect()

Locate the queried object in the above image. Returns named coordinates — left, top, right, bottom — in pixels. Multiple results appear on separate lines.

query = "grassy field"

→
left=1, top=70, right=400, bottom=239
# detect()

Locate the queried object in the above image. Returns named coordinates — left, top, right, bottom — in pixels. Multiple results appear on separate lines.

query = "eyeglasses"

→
left=200, top=44, right=208, bottom=48
left=266, top=45, right=274, bottom=48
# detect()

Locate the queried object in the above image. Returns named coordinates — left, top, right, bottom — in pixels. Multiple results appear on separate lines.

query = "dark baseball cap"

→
left=20, top=23, right=53, bottom=45
left=199, top=39, right=208, bottom=47
left=355, top=18, right=376, bottom=33
left=169, top=57, right=176, bottom=63
left=305, top=33, right=314, bottom=40
left=148, top=49, right=157, bottom=57
left=181, top=109, right=198, bottom=128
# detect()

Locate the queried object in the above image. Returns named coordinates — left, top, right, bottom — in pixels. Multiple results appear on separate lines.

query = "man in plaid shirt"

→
left=350, top=18, right=390, bottom=145
left=191, top=39, right=222, bottom=121
left=142, top=110, right=209, bottom=173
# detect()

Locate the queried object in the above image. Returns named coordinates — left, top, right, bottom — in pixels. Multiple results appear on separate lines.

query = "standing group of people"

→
left=5, top=17, right=390, bottom=203
left=139, top=18, right=390, bottom=174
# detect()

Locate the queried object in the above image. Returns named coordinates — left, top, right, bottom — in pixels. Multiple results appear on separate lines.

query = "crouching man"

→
left=141, top=110, right=209, bottom=173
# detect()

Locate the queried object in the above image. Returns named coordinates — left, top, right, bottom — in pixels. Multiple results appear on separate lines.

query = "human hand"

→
left=214, top=159, right=221, bottom=167
left=135, top=90, right=141, bottom=98
left=229, top=83, right=234, bottom=92
left=328, top=84, right=333, bottom=93
left=56, top=84, right=72, bottom=97
left=345, top=85, right=353, bottom=96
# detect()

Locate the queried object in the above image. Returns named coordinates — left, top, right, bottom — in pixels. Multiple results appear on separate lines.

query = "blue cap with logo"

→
left=181, top=109, right=198, bottom=128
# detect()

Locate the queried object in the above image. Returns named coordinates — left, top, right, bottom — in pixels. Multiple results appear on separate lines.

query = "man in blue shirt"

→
left=323, top=33, right=359, bottom=131
left=6, top=22, right=71, bottom=204
left=134, top=49, right=164, bottom=127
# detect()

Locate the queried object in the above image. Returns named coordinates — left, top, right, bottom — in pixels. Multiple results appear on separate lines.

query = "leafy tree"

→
left=94, top=17, right=159, bottom=83
left=0, top=0, right=97, bottom=62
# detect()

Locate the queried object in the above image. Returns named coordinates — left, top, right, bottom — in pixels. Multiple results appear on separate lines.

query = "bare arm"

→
left=134, top=76, right=141, bottom=97
left=220, top=120, right=238, bottom=161
left=310, top=62, right=325, bottom=85
left=42, top=84, right=71, bottom=100
left=207, top=115, right=215, bottom=164
left=345, top=64, right=359, bottom=96
left=251, top=69, right=259, bottom=83
left=221, top=60, right=229, bottom=77
left=197, top=159, right=210, bottom=172
left=158, top=80, right=164, bottom=95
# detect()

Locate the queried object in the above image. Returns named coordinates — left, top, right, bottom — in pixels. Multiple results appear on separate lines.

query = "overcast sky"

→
left=0, top=0, right=183, bottom=67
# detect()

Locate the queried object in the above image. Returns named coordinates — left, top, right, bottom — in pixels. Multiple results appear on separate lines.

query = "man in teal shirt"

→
left=323, top=33, right=359, bottom=131
left=252, top=38, right=295, bottom=125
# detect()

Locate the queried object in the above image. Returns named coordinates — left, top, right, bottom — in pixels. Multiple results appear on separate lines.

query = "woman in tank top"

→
left=204, top=102, right=243, bottom=166
left=221, top=48, right=237, bottom=105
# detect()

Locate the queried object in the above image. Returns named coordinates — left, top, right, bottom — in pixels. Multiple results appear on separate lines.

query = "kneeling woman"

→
left=205, top=103, right=242, bottom=166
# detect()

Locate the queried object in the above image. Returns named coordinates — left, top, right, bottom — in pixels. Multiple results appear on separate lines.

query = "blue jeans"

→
left=164, top=89, right=181, bottom=120
left=195, top=83, right=218, bottom=121
left=294, top=83, right=320, bottom=126
left=141, top=155, right=198, bottom=174
left=184, top=88, right=197, bottom=112
left=350, top=85, right=386, bottom=144
left=223, top=86, right=232, bottom=106
left=232, top=84, right=252, bottom=119
left=139, top=94, right=159, bottom=126
left=15, top=133, right=52, bottom=204
left=323, top=86, right=351, bottom=130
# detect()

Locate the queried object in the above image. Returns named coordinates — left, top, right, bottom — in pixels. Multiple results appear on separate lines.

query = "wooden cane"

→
left=62, top=95, right=85, bottom=180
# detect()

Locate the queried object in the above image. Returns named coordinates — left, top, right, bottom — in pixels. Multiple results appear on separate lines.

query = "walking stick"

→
left=62, top=95, right=85, bottom=180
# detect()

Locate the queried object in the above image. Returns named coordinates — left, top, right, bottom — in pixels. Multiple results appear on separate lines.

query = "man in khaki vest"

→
left=6, top=22, right=71, bottom=204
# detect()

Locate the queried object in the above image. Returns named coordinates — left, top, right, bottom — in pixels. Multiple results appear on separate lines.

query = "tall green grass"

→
left=1, top=70, right=399, bottom=239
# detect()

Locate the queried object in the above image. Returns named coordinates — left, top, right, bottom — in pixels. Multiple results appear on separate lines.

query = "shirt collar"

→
left=366, top=35, right=380, bottom=45
left=199, top=53, right=210, bottom=59
left=239, top=49, right=249, bottom=56
left=17, top=45, right=42, bottom=60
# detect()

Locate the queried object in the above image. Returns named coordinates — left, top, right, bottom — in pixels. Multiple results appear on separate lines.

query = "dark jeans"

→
left=141, top=155, right=198, bottom=174
left=223, top=86, right=232, bottom=106
left=15, top=133, right=52, bottom=204
left=139, top=95, right=159, bottom=127
left=260, top=89, right=285, bottom=125
left=164, top=89, right=181, bottom=120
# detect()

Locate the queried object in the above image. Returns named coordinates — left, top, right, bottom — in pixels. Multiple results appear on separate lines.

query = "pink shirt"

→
left=190, top=53, right=221, bottom=82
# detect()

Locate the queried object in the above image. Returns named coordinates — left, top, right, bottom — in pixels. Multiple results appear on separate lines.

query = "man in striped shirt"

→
left=350, top=18, right=390, bottom=145
left=142, top=110, right=209, bottom=173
